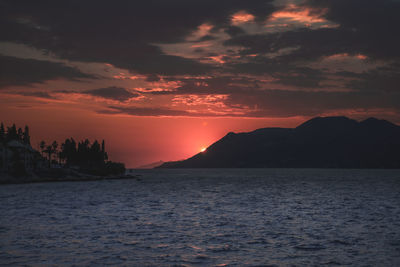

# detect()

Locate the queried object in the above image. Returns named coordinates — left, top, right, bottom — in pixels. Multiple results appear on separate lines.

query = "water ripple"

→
left=0, top=168, right=400, bottom=266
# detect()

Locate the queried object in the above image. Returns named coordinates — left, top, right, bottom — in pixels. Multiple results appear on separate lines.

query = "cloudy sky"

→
left=1, top=0, right=399, bottom=167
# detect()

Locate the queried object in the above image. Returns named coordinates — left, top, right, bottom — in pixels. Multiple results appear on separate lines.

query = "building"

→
left=0, top=140, right=37, bottom=174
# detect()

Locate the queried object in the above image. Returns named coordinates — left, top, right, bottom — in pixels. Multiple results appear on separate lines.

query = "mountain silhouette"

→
left=159, top=116, right=400, bottom=168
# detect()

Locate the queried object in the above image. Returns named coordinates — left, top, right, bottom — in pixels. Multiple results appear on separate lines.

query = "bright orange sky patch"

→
left=269, top=4, right=328, bottom=24
left=231, top=11, right=255, bottom=25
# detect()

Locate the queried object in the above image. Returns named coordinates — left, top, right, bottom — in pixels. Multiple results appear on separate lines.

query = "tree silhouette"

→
left=44, top=145, right=53, bottom=168
left=1, top=123, right=125, bottom=175
left=102, top=139, right=108, bottom=160
left=59, top=138, right=114, bottom=171
left=6, top=124, right=18, bottom=141
left=60, top=138, right=77, bottom=166
left=52, top=141, right=58, bottom=163
left=23, top=126, right=30, bottom=145
left=17, top=128, right=23, bottom=141
left=0, top=123, right=4, bottom=142
left=39, top=141, right=46, bottom=157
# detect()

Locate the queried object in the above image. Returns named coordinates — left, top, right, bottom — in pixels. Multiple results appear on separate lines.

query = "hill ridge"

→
left=159, top=116, right=400, bottom=169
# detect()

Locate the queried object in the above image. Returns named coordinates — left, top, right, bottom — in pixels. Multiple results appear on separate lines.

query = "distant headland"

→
left=0, top=122, right=126, bottom=184
left=159, top=116, right=400, bottom=169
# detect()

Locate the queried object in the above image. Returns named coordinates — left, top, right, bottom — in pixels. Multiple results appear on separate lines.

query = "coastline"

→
left=0, top=172, right=139, bottom=185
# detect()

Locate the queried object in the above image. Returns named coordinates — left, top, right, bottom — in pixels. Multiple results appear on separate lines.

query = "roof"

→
left=7, top=140, right=26, bottom=148
left=7, top=140, right=35, bottom=152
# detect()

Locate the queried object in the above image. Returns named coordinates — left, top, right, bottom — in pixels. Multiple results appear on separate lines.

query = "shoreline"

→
left=0, top=173, right=139, bottom=185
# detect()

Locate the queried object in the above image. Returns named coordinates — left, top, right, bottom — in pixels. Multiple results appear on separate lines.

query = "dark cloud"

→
left=6, top=90, right=55, bottom=99
left=96, top=88, right=400, bottom=118
left=224, top=26, right=246, bottom=37
left=144, top=73, right=400, bottom=118
left=224, top=28, right=357, bottom=60
left=145, top=74, right=161, bottom=82
left=84, top=87, right=140, bottom=101
left=157, top=75, right=259, bottom=95
left=99, top=106, right=196, bottom=117
left=0, top=0, right=275, bottom=75
left=303, top=0, right=400, bottom=60
left=226, top=89, right=400, bottom=117
left=53, top=87, right=140, bottom=102
left=223, top=59, right=327, bottom=88
left=1, top=0, right=399, bottom=119
left=272, top=67, right=324, bottom=88
left=0, top=55, right=94, bottom=88
left=193, top=48, right=205, bottom=53
left=99, top=105, right=254, bottom=117
left=195, top=35, right=217, bottom=42
left=343, top=63, right=400, bottom=92
left=222, top=0, right=400, bottom=95
left=225, top=0, right=400, bottom=61
left=5, top=86, right=140, bottom=102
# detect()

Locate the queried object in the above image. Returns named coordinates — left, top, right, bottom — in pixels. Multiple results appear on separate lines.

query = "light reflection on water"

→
left=0, top=168, right=400, bottom=266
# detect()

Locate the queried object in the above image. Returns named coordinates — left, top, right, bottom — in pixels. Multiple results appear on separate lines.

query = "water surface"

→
left=1, top=169, right=400, bottom=266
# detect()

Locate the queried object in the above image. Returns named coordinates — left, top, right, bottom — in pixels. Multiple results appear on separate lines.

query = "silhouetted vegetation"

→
left=10, top=154, right=27, bottom=177
left=0, top=123, right=30, bottom=144
left=0, top=123, right=5, bottom=142
left=1, top=121, right=125, bottom=179
left=37, top=137, right=123, bottom=176
left=59, top=138, right=107, bottom=167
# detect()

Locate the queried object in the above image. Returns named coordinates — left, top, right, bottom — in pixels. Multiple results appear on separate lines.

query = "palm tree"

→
left=23, top=126, right=30, bottom=145
left=45, top=145, right=53, bottom=168
left=39, top=141, right=46, bottom=157
left=51, top=141, right=58, bottom=164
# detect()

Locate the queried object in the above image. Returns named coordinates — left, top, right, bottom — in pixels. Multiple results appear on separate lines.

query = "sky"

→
left=1, top=0, right=399, bottom=167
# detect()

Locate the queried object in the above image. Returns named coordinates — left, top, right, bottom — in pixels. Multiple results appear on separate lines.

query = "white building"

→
left=0, top=140, right=37, bottom=173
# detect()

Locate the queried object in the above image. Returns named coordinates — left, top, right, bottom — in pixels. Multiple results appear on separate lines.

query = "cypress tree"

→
left=52, top=141, right=58, bottom=164
left=0, top=123, right=4, bottom=142
left=17, top=128, right=23, bottom=141
left=39, top=141, right=46, bottom=157
left=102, top=140, right=107, bottom=161
left=6, top=124, right=18, bottom=141
left=23, top=125, right=31, bottom=145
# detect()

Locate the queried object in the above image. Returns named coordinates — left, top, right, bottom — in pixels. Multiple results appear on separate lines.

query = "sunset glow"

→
left=269, top=4, right=328, bottom=24
left=1, top=0, right=399, bottom=168
left=231, top=11, right=255, bottom=25
left=1, top=2, right=400, bottom=266
left=325, top=53, right=368, bottom=60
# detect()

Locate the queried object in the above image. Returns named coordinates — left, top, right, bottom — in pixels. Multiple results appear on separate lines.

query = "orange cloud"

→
left=172, top=94, right=228, bottom=107
left=356, top=54, right=367, bottom=60
left=208, top=55, right=226, bottom=64
left=190, top=43, right=212, bottom=48
left=231, top=11, right=255, bottom=25
left=187, top=23, right=214, bottom=41
left=324, top=53, right=368, bottom=60
left=269, top=4, right=329, bottom=25
left=135, top=87, right=174, bottom=93
left=113, top=73, right=146, bottom=80
left=198, top=23, right=213, bottom=34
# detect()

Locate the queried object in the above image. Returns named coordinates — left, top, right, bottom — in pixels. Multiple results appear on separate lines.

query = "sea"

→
left=0, top=168, right=400, bottom=266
